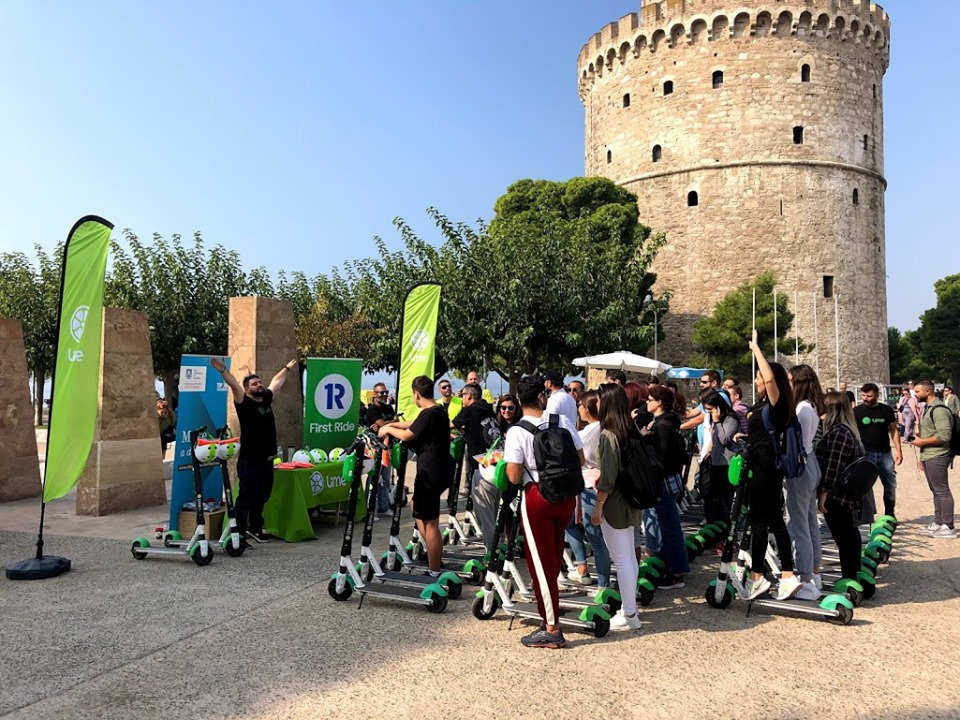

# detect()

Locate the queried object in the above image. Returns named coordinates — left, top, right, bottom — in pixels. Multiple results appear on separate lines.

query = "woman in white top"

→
left=785, top=364, right=826, bottom=600
left=563, top=390, right=612, bottom=587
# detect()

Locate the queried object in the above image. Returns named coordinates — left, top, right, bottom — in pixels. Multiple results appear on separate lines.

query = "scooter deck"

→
left=501, top=600, right=599, bottom=630
left=355, top=582, right=439, bottom=602
left=370, top=568, right=450, bottom=588
left=748, top=592, right=842, bottom=618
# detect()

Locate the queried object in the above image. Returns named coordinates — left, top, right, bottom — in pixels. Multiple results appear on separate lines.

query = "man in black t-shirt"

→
left=379, top=375, right=451, bottom=574
left=452, top=384, right=500, bottom=551
left=854, top=383, right=903, bottom=518
left=364, top=382, right=397, bottom=513
left=211, top=356, right=298, bottom=543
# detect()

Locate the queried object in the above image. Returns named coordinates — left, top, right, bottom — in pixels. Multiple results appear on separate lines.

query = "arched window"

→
left=664, top=80, right=674, bottom=96
left=652, top=145, right=662, bottom=163
left=793, top=126, right=804, bottom=145
left=606, top=149, right=612, bottom=164
left=623, top=93, right=631, bottom=108
left=873, top=84, right=877, bottom=99
left=853, top=188, right=860, bottom=205
left=687, top=191, right=699, bottom=207
left=863, top=134, right=869, bottom=151
left=712, top=70, right=724, bottom=89
left=801, top=64, right=811, bottom=82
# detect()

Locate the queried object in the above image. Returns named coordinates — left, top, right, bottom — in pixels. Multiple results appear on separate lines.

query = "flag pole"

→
left=834, top=292, right=841, bottom=388
left=773, top=285, right=778, bottom=363
left=794, top=289, right=800, bottom=365
left=813, top=292, right=820, bottom=377
left=752, top=286, right=757, bottom=404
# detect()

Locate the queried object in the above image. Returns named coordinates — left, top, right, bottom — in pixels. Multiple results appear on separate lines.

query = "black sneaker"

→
left=658, top=574, right=686, bottom=590
left=246, top=531, right=270, bottom=544
left=520, top=628, right=567, bottom=649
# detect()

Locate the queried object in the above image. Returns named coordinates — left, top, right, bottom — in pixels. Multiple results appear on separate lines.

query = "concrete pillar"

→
left=227, top=297, right=303, bottom=458
left=0, top=319, right=42, bottom=501
left=76, top=308, right=167, bottom=515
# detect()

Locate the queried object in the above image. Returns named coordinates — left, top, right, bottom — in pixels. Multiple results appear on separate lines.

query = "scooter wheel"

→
left=131, top=538, right=149, bottom=560
left=426, top=592, right=447, bottom=613
left=411, top=543, right=424, bottom=561
left=704, top=583, right=734, bottom=609
left=224, top=538, right=246, bottom=557
left=828, top=604, right=854, bottom=626
left=445, top=582, right=463, bottom=600
left=686, top=545, right=699, bottom=563
left=877, top=547, right=891, bottom=564
left=847, top=587, right=864, bottom=608
left=388, top=556, right=402, bottom=572
left=363, top=564, right=375, bottom=583
left=471, top=595, right=498, bottom=620
left=327, top=577, right=353, bottom=601
left=638, top=585, right=655, bottom=608
left=191, top=545, right=214, bottom=567
left=592, top=615, right=611, bottom=638
left=860, top=579, right=876, bottom=601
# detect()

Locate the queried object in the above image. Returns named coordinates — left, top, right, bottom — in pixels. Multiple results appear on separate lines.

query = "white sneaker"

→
left=931, top=525, right=957, bottom=539
left=924, top=523, right=940, bottom=533
left=796, top=582, right=821, bottom=601
left=609, top=609, right=642, bottom=631
left=566, top=568, right=595, bottom=586
left=811, top=573, right=823, bottom=591
left=775, top=576, right=802, bottom=600
left=746, top=577, right=771, bottom=600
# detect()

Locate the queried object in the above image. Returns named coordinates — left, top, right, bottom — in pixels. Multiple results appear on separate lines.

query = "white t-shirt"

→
left=544, top=388, right=578, bottom=429
left=796, top=400, right=819, bottom=455
left=504, top=411, right=583, bottom=485
left=578, top=421, right=601, bottom=489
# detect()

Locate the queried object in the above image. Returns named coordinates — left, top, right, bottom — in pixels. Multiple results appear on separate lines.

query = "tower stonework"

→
left=579, top=0, right=891, bottom=385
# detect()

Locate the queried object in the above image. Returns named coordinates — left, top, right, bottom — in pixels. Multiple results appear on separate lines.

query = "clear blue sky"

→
left=0, top=0, right=953, bottom=338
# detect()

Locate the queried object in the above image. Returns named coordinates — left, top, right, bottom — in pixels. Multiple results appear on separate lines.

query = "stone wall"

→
left=227, top=297, right=303, bottom=458
left=76, top=308, right=167, bottom=515
left=578, top=0, right=891, bottom=385
left=0, top=319, right=41, bottom=501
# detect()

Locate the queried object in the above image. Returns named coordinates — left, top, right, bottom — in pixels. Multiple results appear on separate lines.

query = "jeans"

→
left=564, top=488, right=611, bottom=586
left=642, top=489, right=690, bottom=575
left=376, top=463, right=393, bottom=513
left=601, top=520, right=638, bottom=615
left=922, top=455, right=955, bottom=528
left=784, top=452, right=822, bottom=582
left=823, top=498, right=862, bottom=580
left=236, top=457, right=275, bottom=535
left=864, top=451, right=897, bottom=518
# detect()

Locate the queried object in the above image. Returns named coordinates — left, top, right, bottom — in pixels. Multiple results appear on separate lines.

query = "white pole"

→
left=654, top=306, right=659, bottom=361
left=813, top=293, right=820, bottom=377
left=752, top=286, right=757, bottom=404
left=834, top=292, right=841, bottom=389
left=773, top=286, right=779, bottom=363
left=794, top=289, right=800, bottom=365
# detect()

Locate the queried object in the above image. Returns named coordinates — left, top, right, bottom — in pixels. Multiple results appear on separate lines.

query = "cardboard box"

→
left=178, top=508, right=225, bottom=539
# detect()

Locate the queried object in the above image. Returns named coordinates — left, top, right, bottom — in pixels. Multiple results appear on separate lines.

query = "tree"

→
left=916, top=273, right=960, bottom=384
left=691, top=272, right=809, bottom=379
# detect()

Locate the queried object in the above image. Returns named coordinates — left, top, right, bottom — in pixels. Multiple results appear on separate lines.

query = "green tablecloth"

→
left=262, top=463, right=367, bottom=542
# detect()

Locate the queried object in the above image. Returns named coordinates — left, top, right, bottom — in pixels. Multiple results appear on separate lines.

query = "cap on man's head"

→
left=544, top=369, right=564, bottom=387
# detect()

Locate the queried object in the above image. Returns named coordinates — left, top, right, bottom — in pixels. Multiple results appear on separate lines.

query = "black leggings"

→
left=823, top=499, right=863, bottom=580
left=236, top=457, right=275, bottom=535
left=706, top=464, right=734, bottom=525
left=747, top=467, right=794, bottom=574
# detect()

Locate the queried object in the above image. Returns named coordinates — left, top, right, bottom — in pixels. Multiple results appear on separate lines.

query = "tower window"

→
left=793, top=126, right=804, bottom=144
left=801, top=64, right=811, bottom=82
left=687, top=191, right=699, bottom=207
left=664, top=80, right=674, bottom=96
left=623, top=93, right=631, bottom=108
left=606, top=149, right=612, bottom=164
left=853, top=188, right=860, bottom=205
left=712, top=70, right=724, bottom=89
left=652, top=145, right=662, bottom=163
left=823, top=275, right=834, bottom=299
left=863, top=134, right=869, bottom=151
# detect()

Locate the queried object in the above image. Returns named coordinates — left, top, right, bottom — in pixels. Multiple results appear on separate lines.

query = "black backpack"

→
left=761, top=405, right=807, bottom=478
left=931, top=405, right=960, bottom=457
left=520, top=415, right=584, bottom=503
left=618, top=432, right=664, bottom=510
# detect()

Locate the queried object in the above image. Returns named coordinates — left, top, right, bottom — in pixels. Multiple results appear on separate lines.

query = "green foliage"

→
left=691, top=272, right=809, bottom=378
left=888, top=327, right=936, bottom=384
left=913, top=274, right=960, bottom=384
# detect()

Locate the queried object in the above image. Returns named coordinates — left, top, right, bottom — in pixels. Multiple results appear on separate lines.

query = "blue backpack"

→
left=761, top=405, right=806, bottom=478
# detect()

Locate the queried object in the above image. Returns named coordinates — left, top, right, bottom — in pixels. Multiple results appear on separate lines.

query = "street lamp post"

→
left=643, top=294, right=658, bottom=361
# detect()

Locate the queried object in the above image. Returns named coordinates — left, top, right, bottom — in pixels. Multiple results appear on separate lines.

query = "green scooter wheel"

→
left=857, top=571, right=877, bottom=600
left=327, top=576, right=353, bottom=601
left=471, top=594, right=499, bottom=620
left=643, top=557, right=667, bottom=571
left=190, top=543, right=214, bottom=567
left=131, top=537, right=150, bottom=560
left=162, top=530, right=182, bottom=547
left=637, top=579, right=656, bottom=607
left=224, top=535, right=245, bottom=557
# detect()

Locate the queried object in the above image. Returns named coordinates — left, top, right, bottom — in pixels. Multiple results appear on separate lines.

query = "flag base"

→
left=5, top=555, right=71, bottom=581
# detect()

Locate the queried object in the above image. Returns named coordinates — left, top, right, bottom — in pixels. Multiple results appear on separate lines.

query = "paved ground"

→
left=2, top=458, right=959, bottom=720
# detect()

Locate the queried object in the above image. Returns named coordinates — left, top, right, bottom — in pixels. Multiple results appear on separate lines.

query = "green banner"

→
left=304, top=358, right=363, bottom=453
left=397, top=283, right=441, bottom=422
left=43, top=216, right=113, bottom=502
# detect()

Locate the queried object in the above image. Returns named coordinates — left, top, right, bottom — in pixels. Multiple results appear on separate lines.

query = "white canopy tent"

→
left=572, top=350, right=672, bottom=378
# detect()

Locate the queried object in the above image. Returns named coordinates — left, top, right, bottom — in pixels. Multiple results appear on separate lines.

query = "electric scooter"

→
left=442, top=436, right=486, bottom=548
left=131, top=428, right=216, bottom=566
left=328, top=432, right=449, bottom=612
left=704, top=450, right=855, bottom=624
left=472, top=476, right=611, bottom=638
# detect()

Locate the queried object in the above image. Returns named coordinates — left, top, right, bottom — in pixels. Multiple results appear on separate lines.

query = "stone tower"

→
left=578, top=0, right=891, bottom=385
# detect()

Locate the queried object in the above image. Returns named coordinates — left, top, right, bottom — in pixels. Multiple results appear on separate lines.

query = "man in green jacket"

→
left=911, top=380, right=956, bottom=538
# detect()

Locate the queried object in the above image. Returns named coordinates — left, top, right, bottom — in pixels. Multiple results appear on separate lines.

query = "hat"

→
left=544, top=369, right=564, bottom=387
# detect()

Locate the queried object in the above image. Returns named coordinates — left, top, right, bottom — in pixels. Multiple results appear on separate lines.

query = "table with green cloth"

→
left=261, top=463, right=368, bottom=542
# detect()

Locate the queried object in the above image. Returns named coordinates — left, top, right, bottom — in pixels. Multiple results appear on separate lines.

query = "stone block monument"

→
left=0, top=319, right=42, bottom=502
left=76, top=308, right=167, bottom=515
left=227, top=297, right=303, bottom=458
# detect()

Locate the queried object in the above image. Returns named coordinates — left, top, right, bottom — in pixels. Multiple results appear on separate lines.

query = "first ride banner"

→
left=304, top=357, right=362, bottom=453
left=396, top=283, right=441, bottom=423
left=43, top=216, right=113, bottom=502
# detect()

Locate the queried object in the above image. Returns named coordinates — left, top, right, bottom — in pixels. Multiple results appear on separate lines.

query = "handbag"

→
left=833, top=456, right=879, bottom=500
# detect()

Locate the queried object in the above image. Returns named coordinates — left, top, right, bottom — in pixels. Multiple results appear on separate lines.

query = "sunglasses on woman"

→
left=500, top=405, right=516, bottom=413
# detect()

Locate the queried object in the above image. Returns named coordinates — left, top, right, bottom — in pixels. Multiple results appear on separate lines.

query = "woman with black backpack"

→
left=642, top=385, right=691, bottom=589
left=590, top=384, right=643, bottom=631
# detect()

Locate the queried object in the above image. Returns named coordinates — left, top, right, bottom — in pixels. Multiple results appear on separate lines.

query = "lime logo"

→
left=410, top=329, right=430, bottom=351
left=310, top=472, right=324, bottom=495
left=862, top=417, right=871, bottom=425
left=70, top=305, right=89, bottom=343
left=315, top=373, right=353, bottom=420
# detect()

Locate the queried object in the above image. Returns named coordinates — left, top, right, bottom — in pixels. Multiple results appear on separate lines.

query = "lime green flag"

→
left=396, top=283, right=441, bottom=422
left=42, top=216, right=113, bottom=502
